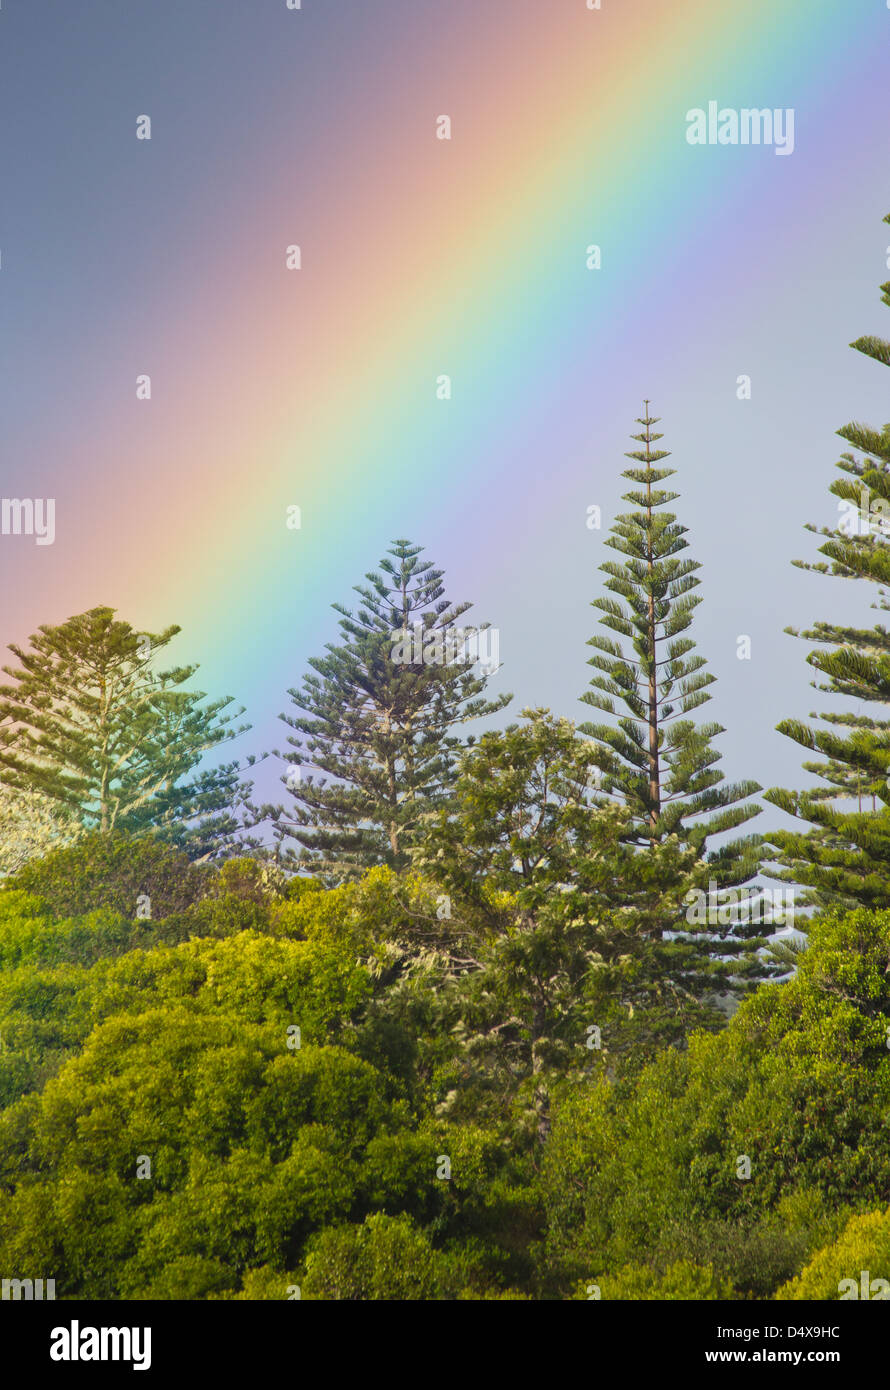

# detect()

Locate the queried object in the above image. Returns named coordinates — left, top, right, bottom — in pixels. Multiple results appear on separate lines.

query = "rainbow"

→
left=2, top=0, right=886, bottom=783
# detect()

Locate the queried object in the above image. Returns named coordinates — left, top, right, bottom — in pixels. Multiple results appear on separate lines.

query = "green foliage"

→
left=766, top=212, right=890, bottom=909
left=580, top=405, right=761, bottom=885
left=0, top=776, right=882, bottom=1300
left=8, top=831, right=208, bottom=919
left=267, top=540, right=511, bottom=881
left=0, top=894, right=134, bottom=970
left=650, top=1192, right=846, bottom=1300
left=213, top=1266, right=302, bottom=1300
left=2, top=401, right=887, bottom=1303
left=414, top=709, right=749, bottom=1143
left=0, top=1008, right=399, bottom=1297
left=0, top=607, right=252, bottom=859
left=776, top=1208, right=890, bottom=1300
left=0, top=855, right=530, bottom=1299
left=538, top=906, right=890, bottom=1296
left=0, top=784, right=79, bottom=875
left=301, top=1213, right=455, bottom=1299
left=580, top=1260, right=733, bottom=1301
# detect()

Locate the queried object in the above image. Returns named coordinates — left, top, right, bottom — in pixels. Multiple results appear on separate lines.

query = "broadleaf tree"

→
left=413, top=709, right=736, bottom=1140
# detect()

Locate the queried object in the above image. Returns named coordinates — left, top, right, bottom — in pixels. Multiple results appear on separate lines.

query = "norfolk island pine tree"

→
left=268, top=539, right=511, bottom=882
left=579, top=405, right=778, bottom=998
left=764, top=212, right=890, bottom=910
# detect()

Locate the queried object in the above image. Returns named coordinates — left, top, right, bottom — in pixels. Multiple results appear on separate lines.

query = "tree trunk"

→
left=644, top=406, right=660, bottom=842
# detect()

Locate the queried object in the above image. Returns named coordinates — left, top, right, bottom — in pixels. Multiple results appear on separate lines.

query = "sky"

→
left=1, top=0, right=889, bottom=821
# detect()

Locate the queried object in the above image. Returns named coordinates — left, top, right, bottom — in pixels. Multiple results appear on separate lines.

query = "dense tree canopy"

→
left=1, top=830, right=887, bottom=1301
left=5, top=204, right=890, bottom=1304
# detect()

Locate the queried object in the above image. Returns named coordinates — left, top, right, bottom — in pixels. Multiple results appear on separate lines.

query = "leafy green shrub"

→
left=0, top=1011, right=407, bottom=1297
left=301, top=1213, right=455, bottom=1300
left=578, top=1260, right=733, bottom=1300
left=9, top=831, right=208, bottom=919
left=540, top=908, right=890, bottom=1296
left=213, top=1266, right=302, bottom=1300
left=776, top=1209, right=890, bottom=1300
left=652, top=1191, right=849, bottom=1298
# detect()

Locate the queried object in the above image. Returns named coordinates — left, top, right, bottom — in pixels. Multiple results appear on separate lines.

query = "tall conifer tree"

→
left=580, top=405, right=762, bottom=889
left=0, top=607, right=251, bottom=860
left=273, top=539, right=511, bottom=880
left=765, top=212, right=890, bottom=908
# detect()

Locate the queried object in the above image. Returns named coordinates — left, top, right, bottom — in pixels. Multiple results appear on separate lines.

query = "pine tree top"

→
left=581, top=405, right=761, bottom=870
